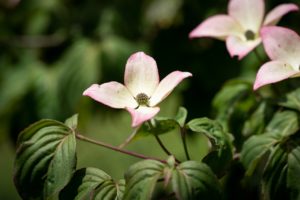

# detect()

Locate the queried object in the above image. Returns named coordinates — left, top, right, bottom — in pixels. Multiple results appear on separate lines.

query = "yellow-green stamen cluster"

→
left=136, top=93, right=149, bottom=106
left=245, top=30, right=255, bottom=40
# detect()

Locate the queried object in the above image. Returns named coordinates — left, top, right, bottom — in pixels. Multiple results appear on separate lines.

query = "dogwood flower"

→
left=189, top=0, right=298, bottom=60
left=83, top=52, right=192, bottom=127
left=254, top=26, right=300, bottom=90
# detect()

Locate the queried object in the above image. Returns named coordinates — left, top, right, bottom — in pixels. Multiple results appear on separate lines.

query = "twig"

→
left=76, top=132, right=167, bottom=164
left=180, top=127, right=191, bottom=160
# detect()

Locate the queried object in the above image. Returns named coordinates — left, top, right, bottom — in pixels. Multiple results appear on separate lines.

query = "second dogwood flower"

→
left=189, top=0, right=298, bottom=60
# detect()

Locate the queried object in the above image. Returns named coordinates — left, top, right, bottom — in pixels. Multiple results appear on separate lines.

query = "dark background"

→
left=0, top=0, right=299, bottom=198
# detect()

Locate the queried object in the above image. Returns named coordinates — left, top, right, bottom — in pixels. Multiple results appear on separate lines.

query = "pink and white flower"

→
left=83, top=52, right=192, bottom=127
left=189, top=0, right=298, bottom=60
left=254, top=26, right=300, bottom=90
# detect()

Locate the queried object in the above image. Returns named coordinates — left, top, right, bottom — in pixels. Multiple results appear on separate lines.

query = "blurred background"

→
left=0, top=0, right=299, bottom=199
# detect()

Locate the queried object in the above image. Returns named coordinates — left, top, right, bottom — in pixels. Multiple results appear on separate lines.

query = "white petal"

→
left=226, top=35, right=261, bottom=60
left=83, top=82, right=138, bottom=109
left=124, top=52, right=159, bottom=97
left=264, top=3, right=299, bottom=26
left=228, top=0, right=264, bottom=33
left=254, top=61, right=298, bottom=90
left=149, top=71, right=192, bottom=106
left=189, top=15, right=243, bottom=40
left=126, top=106, right=160, bottom=127
left=261, top=26, right=300, bottom=69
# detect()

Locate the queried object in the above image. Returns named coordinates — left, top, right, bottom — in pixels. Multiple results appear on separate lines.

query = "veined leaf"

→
left=64, top=113, right=78, bottom=130
left=137, top=117, right=178, bottom=137
left=212, top=79, right=257, bottom=132
left=263, top=146, right=288, bottom=200
left=186, top=118, right=233, bottom=176
left=265, top=110, right=299, bottom=139
left=174, top=107, right=188, bottom=128
left=242, top=101, right=273, bottom=137
left=278, top=87, right=300, bottom=111
left=240, top=134, right=277, bottom=176
left=133, top=107, right=188, bottom=141
left=123, top=159, right=165, bottom=200
left=124, top=157, right=222, bottom=200
left=288, top=146, right=300, bottom=200
left=171, top=161, right=222, bottom=200
left=14, top=119, right=76, bottom=199
left=60, top=167, right=125, bottom=200
left=241, top=110, right=299, bottom=176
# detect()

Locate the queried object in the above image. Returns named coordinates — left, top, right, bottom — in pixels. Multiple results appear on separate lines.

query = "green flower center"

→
left=136, top=93, right=149, bottom=106
left=245, top=30, right=255, bottom=41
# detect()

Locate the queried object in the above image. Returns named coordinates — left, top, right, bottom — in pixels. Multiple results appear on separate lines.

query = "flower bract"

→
left=254, top=26, right=300, bottom=90
left=189, top=0, right=298, bottom=60
left=83, top=52, right=192, bottom=127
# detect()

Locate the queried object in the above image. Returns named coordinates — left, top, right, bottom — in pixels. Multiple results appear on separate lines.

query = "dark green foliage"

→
left=60, top=167, right=125, bottom=200
left=187, top=117, right=234, bottom=176
left=5, top=0, right=300, bottom=199
left=14, top=119, right=77, bottom=199
left=123, top=157, right=222, bottom=200
left=241, top=109, right=300, bottom=200
left=134, top=107, right=187, bottom=141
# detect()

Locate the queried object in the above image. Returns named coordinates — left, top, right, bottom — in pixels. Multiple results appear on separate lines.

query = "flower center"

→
left=245, top=30, right=255, bottom=41
left=136, top=93, right=149, bottom=106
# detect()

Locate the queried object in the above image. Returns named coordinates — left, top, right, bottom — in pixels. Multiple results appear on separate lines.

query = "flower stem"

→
left=180, top=127, right=190, bottom=160
left=254, top=48, right=264, bottom=65
left=147, top=120, right=181, bottom=163
left=118, top=128, right=138, bottom=148
left=154, top=135, right=172, bottom=156
left=154, top=135, right=180, bottom=163
left=75, top=132, right=167, bottom=164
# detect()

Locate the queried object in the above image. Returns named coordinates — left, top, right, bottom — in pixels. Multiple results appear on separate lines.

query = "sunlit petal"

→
left=264, top=3, right=299, bottom=26
left=228, top=0, right=264, bottom=33
left=261, top=26, right=300, bottom=68
left=124, top=52, right=159, bottom=97
left=149, top=71, right=192, bottom=106
left=83, top=82, right=138, bottom=109
left=254, top=61, right=298, bottom=90
left=189, top=15, right=243, bottom=40
left=226, top=35, right=261, bottom=60
left=126, top=106, right=160, bottom=127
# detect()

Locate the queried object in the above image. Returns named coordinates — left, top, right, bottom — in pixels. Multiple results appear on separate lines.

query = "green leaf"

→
left=171, top=161, right=222, bottom=200
left=14, top=119, right=76, bottom=199
left=288, top=146, right=300, bottom=200
left=278, top=87, right=300, bottom=111
left=212, top=79, right=257, bottom=133
left=0, top=62, right=33, bottom=117
left=65, top=113, right=78, bottom=130
left=124, top=158, right=222, bottom=200
left=60, top=167, right=125, bottom=200
left=57, top=40, right=101, bottom=113
left=134, top=107, right=188, bottom=141
left=171, top=168, right=191, bottom=199
left=31, top=62, right=62, bottom=118
left=240, top=134, right=277, bottom=176
left=242, top=101, right=273, bottom=137
left=263, top=146, right=288, bottom=200
left=174, top=107, right=188, bottom=128
left=123, top=159, right=165, bottom=200
left=134, top=119, right=177, bottom=141
left=186, top=118, right=233, bottom=176
left=266, top=110, right=299, bottom=139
